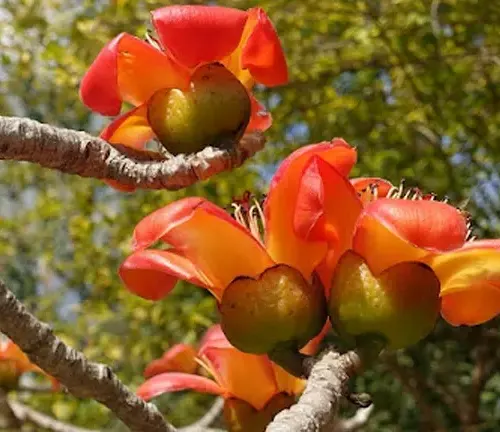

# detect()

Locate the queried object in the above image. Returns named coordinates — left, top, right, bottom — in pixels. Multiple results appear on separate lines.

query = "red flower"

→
left=294, top=154, right=500, bottom=327
left=80, top=5, right=287, bottom=177
left=137, top=325, right=304, bottom=410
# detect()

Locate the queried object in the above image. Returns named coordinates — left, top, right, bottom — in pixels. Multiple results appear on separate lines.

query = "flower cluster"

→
left=138, top=325, right=303, bottom=431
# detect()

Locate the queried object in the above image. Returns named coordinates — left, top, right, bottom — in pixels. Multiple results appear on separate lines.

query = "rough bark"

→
left=0, top=116, right=265, bottom=190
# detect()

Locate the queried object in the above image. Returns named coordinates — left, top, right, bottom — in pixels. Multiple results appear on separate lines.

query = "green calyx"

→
left=147, top=62, right=251, bottom=155
left=220, top=264, right=327, bottom=373
left=328, top=251, right=441, bottom=351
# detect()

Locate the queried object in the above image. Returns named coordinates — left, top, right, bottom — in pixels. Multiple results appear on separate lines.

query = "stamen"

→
left=231, top=193, right=266, bottom=244
left=145, top=30, right=162, bottom=51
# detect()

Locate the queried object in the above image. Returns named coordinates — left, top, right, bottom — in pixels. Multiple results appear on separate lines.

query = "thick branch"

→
left=0, top=116, right=265, bottom=190
left=0, top=279, right=175, bottom=432
left=266, top=350, right=362, bottom=432
left=8, top=399, right=98, bottom=432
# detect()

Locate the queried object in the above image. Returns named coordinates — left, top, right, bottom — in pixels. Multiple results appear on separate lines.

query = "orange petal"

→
left=132, top=197, right=274, bottom=297
left=224, top=8, right=287, bottom=87
left=100, top=104, right=154, bottom=150
left=353, top=199, right=468, bottom=274
left=265, top=139, right=357, bottom=279
left=137, top=372, right=224, bottom=401
left=152, top=5, right=248, bottom=69
left=202, top=347, right=278, bottom=410
left=144, top=344, right=198, bottom=378
left=271, top=363, right=305, bottom=396
left=246, top=94, right=272, bottom=132
left=294, top=156, right=362, bottom=282
left=300, top=321, right=330, bottom=356
left=119, top=249, right=210, bottom=301
left=426, top=247, right=500, bottom=326
left=80, top=33, right=189, bottom=115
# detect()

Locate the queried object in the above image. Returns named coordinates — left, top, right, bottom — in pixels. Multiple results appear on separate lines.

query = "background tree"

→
left=0, top=0, right=498, bottom=430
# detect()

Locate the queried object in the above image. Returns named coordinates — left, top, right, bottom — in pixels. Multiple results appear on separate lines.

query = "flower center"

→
left=231, top=192, right=266, bottom=244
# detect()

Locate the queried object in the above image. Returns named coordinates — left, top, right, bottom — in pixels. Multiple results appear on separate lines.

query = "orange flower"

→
left=136, top=325, right=304, bottom=410
left=80, top=5, right=287, bottom=153
left=119, top=139, right=355, bottom=302
left=0, top=339, right=59, bottom=390
left=293, top=152, right=500, bottom=327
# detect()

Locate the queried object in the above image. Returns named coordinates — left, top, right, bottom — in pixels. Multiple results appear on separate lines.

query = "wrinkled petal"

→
left=152, top=5, right=248, bottom=69
left=271, top=363, right=305, bottom=396
left=223, top=8, right=287, bottom=87
left=144, top=344, right=198, bottom=378
left=426, top=248, right=500, bottom=325
left=132, top=197, right=274, bottom=297
left=246, top=95, right=272, bottom=132
left=137, top=372, right=224, bottom=401
left=353, top=199, right=468, bottom=274
left=80, top=33, right=189, bottom=115
left=351, top=177, right=393, bottom=205
left=119, top=249, right=210, bottom=300
left=202, top=347, right=277, bottom=410
left=265, top=139, right=357, bottom=279
left=100, top=104, right=154, bottom=150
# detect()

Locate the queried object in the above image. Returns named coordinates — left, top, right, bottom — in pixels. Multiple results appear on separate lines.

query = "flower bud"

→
left=148, top=62, right=251, bottom=155
left=328, top=251, right=440, bottom=350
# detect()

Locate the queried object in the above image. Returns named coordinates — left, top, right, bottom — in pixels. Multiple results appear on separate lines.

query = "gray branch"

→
left=0, top=279, right=175, bottom=432
left=0, top=116, right=265, bottom=190
left=8, top=399, right=98, bottom=432
left=266, top=350, right=362, bottom=432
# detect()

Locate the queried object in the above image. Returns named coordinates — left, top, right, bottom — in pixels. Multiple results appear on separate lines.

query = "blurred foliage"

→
left=0, top=0, right=499, bottom=430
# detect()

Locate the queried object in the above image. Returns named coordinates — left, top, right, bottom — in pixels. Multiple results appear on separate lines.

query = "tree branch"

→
left=0, top=279, right=175, bottom=432
left=0, top=116, right=265, bottom=190
left=8, top=399, right=98, bottom=432
left=334, top=405, right=374, bottom=432
left=266, top=349, right=362, bottom=432
left=179, top=398, right=224, bottom=432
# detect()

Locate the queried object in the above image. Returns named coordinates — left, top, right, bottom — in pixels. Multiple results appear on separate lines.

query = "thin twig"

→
left=179, top=398, right=224, bottom=432
left=334, top=405, right=374, bottom=431
left=0, top=116, right=265, bottom=190
left=266, top=349, right=362, bottom=432
left=8, top=399, right=98, bottom=432
left=0, top=279, right=175, bottom=432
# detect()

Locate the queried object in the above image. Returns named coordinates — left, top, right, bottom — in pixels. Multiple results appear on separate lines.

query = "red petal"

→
left=80, top=33, right=188, bottom=115
left=240, top=8, right=288, bottom=86
left=132, top=197, right=273, bottom=297
left=152, top=5, right=248, bottom=69
left=137, top=373, right=224, bottom=401
left=246, top=94, right=272, bottom=132
left=294, top=156, right=362, bottom=287
left=144, top=344, right=198, bottom=378
left=119, top=249, right=210, bottom=301
left=199, top=324, right=232, bottom=353
left=265, top=139, right=357, bottom=279
left=353, top=199, right=468, bottom=274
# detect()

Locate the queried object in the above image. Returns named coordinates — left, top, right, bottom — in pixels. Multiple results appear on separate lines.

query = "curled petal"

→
left=426, top=248, right=500, bottom=326
left=100, top=104, right=154, bottom=150
left=294, top=156, right=362, bottom=287
left=246, top=95, right=272, bottom=132
left=152, top=5, right=248, bottom=69
left=119, top=249, right=210, bottom=301
left=202, top=347, right=277, bottom=410
left=239, top=8, right=288, bottom=86
left=144, top=344, right=198, bottom=378
left=137, top=372, right=224, bottom=401
left=353, top=199, right=468, bottom=274
left=265, top=139, right=357, bottom=279
left=132, top=198, right=274, bottom=297
left=80, top=33, right=189, bottom=115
